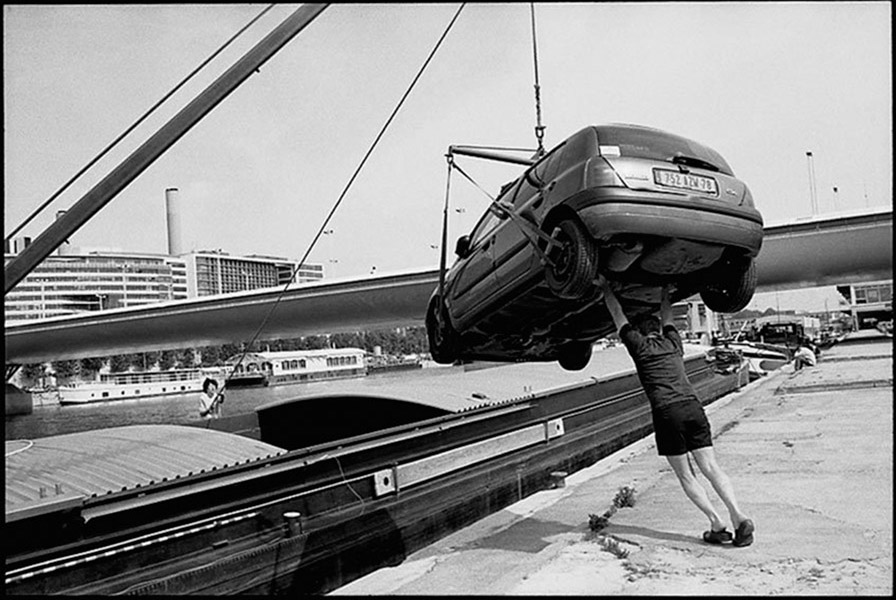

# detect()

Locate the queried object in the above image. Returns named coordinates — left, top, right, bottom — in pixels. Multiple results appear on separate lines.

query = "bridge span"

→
left=5, top=209, right=891, bottom=364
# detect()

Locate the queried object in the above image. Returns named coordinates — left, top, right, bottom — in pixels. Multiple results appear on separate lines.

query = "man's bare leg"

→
left=690, top=446, right=750, bottom=529
left=666, top=453, right=727, bottom=531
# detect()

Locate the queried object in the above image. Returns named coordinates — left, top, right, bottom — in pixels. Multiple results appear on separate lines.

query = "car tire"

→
left=426, top=296, right=458, bottom=364
left=558, top=342, right=593, bottom=371
left=700, top=257, right=757, bottom=313
left=546, top=219, right=598, bottom=300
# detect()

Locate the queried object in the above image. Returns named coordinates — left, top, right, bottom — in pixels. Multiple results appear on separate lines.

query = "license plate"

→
left=653, top=169, right=718, bottom=196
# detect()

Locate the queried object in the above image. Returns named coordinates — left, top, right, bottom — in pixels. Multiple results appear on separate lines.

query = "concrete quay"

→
left=333, top=333, right=892, bottom=596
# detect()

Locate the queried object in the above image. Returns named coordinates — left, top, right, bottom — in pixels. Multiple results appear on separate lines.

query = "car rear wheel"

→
left=558, top=342, right=593, bottom=371
left=426, top=296, right=458, bottom=364
left=546, top=219, right=599, bottom=300
left=700, top=257, right=757, bottom=313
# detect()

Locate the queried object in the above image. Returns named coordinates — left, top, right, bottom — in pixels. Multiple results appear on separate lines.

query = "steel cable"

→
left=221, top=3, right=466, bottom=387
left=5, top=4, right=277, bottom=243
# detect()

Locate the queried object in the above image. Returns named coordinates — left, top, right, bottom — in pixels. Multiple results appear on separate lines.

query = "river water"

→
left=5, top=367, right=449, bottom=441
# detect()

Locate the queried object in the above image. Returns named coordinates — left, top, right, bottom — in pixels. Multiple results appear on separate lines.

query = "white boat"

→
left=716, top=340, right=790, bottom=379
left=58, top=367, right=224, bottom=404
left=224, top=348, right=367, bottom=387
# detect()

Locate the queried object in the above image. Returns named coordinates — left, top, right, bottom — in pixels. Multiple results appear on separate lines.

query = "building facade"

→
left=181, top=251, right=323, bottom=297
left=838, top=280, right=893, bottom=329
left=5, top=243, right=323, bottom=324
left=4, top=250, right=188, bottom=324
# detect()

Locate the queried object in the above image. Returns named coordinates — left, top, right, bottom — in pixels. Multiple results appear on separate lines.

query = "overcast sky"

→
left=3, top=3, right=891, bottom=311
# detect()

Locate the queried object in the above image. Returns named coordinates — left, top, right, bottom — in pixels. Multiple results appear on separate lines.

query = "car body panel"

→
left=430, top=123, right=764, bottom=366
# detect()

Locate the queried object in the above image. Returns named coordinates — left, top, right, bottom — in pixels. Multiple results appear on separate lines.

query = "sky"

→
left=3, top=3, right=892, bottom=312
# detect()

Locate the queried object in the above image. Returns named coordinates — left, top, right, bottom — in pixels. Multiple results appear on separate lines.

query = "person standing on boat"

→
left=599, top=281, right=754, bottom=548
left=199, top=378, right=224, bottom=419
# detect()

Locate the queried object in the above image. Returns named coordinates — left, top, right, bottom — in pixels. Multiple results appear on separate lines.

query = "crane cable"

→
left=530, top=3, right=546, bottom=157
left=5, top=4, right=278, bottom=244
left=221, top=3, right=467, bottom=390
left=436, top=3, right=550, bottom=299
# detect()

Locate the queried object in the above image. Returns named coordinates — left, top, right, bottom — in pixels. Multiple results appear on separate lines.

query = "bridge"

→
left=5, top=208, right=891, bottom=364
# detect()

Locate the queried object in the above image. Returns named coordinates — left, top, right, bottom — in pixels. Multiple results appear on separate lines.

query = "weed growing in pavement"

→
left=597, top=534, right=630, bottom=559
left=613, top=484, right=637, bottom=508
left=588, top=484, right=638, bottom=532
left=589, top=505, right=616, bottom=532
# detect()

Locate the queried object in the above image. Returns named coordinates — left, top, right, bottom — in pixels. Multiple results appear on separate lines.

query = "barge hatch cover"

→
left=5, top=424, right=286, bottom=522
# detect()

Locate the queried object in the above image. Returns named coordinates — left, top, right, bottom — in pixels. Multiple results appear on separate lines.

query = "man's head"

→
left=203, top=378, right=219, bottom=395
left=633, top=313, right=661, bottom=336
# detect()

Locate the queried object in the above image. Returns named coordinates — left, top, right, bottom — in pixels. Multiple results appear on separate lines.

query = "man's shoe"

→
left=702, top=528, right=733, bottom=544
left=733, top=519, right=754, bottom=547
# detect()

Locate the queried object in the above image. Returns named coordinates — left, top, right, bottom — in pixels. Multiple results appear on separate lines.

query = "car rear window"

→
left=595, top=125, right=734, bottom=176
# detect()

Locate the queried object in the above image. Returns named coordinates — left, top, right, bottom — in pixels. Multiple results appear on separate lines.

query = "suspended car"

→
left=427, top=123, right=764, bottom=371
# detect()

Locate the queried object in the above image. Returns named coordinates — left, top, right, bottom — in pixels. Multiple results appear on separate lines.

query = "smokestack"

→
left=165, top=187, right=183, bottom=256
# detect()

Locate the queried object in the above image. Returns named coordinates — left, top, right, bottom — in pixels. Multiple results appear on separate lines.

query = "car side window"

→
left=468, top=209, right=502, bottom=247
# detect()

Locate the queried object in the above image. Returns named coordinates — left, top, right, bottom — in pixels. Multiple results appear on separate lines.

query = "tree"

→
left=157, top=350, right=176, bottom=371
left=109, top=354, right=131, bottom=372
left=175, top=348, right=196, bottom=369
left=79, top=357, right=105, bottom=378
left=142, top=351, right=160, bottom=370
left=52, top=359, right=80, bottom=384
left=199, top=345, right=224, bottom=366
left=21, top=363, right=46, bottom=387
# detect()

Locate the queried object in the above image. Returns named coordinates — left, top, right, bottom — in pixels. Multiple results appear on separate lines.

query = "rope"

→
left=5, top=4, right=277, bottom=243
left=529, top=3, right=546, bottom=157
left=5, top=440, right=34, bottom=458
left=221, top=3, right=467, bottom=387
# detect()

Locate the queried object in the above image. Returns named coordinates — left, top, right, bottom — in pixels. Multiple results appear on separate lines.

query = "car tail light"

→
left=585, top=156, right=624, bottom=188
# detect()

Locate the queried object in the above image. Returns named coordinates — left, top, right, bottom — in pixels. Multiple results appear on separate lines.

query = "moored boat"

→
left=58, top=367, right=224, bottom=404
left=714, top=339, right=790, bottom=379
left=223, top=347, right=367, bottom=387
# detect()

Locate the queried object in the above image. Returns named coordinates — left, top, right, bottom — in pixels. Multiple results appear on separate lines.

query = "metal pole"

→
left=4, top=4, right=329, bottom=294
left=805, top=151, right=817, bottom=216
left=448, top=145, right=536, bottom=166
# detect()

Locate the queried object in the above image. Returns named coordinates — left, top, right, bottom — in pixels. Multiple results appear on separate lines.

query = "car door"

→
left=492, top=145, right=567, bottom=293
left=447, top=208, right=502, bottom=327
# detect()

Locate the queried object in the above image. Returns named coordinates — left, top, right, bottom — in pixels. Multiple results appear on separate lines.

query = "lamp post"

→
left=322, top=229, right=335, bottom=277
left=805, top=151, right=818, bottom=215
left=832, top=186, right=839, bottom=211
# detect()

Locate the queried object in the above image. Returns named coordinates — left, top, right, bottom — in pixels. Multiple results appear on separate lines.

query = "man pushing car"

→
left=600, top=279, right=754, bottom=547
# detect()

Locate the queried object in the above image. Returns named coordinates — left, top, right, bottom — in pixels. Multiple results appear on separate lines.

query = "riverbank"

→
left=334, top=331, right=892, bottom=595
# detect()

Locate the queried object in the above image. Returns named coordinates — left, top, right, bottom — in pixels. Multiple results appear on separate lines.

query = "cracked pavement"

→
left=333, top=335, right=892, bottom=595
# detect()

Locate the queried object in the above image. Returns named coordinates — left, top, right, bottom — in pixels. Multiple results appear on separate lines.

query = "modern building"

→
left=837, top=280, right=893, bottom=329
left=4, top=187, right=324, bottom=324
left=4, top=244, right=188, bottom=323
left=181, top=250, right=323, bottom=297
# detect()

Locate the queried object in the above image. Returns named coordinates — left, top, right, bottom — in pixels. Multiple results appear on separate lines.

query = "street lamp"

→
left=832, top=186, right=839, bottom=211
left=805, top=151, right=818, bottom=215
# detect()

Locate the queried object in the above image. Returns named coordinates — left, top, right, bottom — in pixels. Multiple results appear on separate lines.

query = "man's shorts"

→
left=651, top=398, right=713, bottom=456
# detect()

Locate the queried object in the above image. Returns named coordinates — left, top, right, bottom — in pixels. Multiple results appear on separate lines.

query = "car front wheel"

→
left=545, top=219, right=599, bottom=300
left=700, top=257, right=757, bottom=313
left=558, top=341, right=593, bottom=371
left=426, top=296, right=459, bottom=364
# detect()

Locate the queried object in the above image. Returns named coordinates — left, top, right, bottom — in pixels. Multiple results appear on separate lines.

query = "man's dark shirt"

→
left=619, top=323, right=699, bottom=410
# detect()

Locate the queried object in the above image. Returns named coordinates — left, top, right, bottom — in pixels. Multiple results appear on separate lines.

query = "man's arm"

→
left=659, top=286, right=673, bottom=327
left=602, top=284, right=629, bottom=332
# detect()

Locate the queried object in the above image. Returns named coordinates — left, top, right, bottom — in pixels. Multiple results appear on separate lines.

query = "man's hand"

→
left=659, top=285, right=673, bottom=326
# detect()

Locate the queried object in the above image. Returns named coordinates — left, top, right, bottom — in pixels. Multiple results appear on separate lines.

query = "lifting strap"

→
left=448, top=158, right=560, bottom=266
